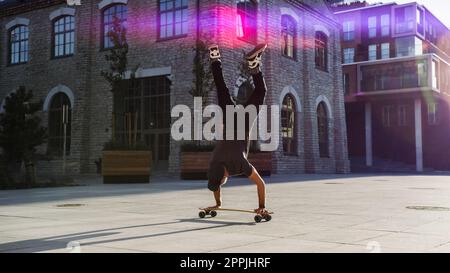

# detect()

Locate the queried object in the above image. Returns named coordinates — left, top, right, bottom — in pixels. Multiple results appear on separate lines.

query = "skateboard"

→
left=198, top=207, right=273, bottom=223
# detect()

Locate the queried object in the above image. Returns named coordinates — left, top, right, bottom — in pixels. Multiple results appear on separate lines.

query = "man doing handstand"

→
left=206, top=43, right=269, bottom=215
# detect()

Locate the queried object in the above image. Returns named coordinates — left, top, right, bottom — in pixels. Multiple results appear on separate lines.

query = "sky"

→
left=366, top=0, right=450, bottom=27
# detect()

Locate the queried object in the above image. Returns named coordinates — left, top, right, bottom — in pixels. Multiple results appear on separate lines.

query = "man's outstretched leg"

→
left=209, top=45, right=235, bottom=111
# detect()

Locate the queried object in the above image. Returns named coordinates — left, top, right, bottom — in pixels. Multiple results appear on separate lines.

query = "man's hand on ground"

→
left=206, top=205, right=221, bottom=211
left=254, top=208, right=268, bottom=215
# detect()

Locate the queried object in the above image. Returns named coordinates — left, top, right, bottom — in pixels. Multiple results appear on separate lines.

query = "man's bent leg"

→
left=247, top=71, right=267, bottom=108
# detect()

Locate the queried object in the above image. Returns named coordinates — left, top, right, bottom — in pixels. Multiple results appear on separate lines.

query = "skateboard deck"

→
left=198, top=207, right=273, bottom=223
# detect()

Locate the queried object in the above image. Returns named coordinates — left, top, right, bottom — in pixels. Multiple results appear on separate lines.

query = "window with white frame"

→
left=381, top=14, right=390, bottom=36
left=395, top=6, right=415, bottom=34
left=343, top=48, right=355, bottom=64
left=395, top=36, right=422, bottom=57
left=368, top=16, right=377, bottom=38
left=427, top=102, right=438, bottom=125
left=417, top=8, right=424, bottom=35
left=53, top=16, right=75, bottom=57
left=9, top=25, right=29, bottom=64
left=368, top=44, right=377, bottom=61
left=281, top=94, right=297, bottom=155
left=159, top=0, right=189, bottom=39
left=381, top=43, right=390, bottom=59
left=281, top=15, right=296, bottom=59
left=236, top=0, right=257, bottom=43
left=382, top=105, right=393, bottom=127
left=315, top=31, right=328, bottom=71
left=343, top=21, right=355, bottom=41
left=432, top=60, right=438, bottom=89
left=398, top=105, right=407, bottom=126
left=48, top=93, right=72, bottom=156
left=102, top=4, right=127, bottom=49
left=317, top=102, right=329, bottom=158
left=343, top=73, right=350, bottom=95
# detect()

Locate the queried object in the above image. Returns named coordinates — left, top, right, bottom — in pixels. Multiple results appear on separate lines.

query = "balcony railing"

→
left=357, top=54, right=438, bottom=94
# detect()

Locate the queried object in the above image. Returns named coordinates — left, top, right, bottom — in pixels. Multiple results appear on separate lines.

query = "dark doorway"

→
left=114, top=76, right=171, bottom=171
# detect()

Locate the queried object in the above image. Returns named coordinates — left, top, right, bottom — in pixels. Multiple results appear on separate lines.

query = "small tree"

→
left=101, top=16, right=129, bottom=93
left=101, top=16, right=141, bottom=147
left=187, top=40, right=213, bottom=149
left=190, top=40, right=213, bottom=103
left=0, top=87, right=47, bottom=186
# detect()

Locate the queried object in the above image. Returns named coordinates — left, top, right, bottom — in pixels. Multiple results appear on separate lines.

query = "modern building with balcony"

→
left=333, top=1, right=450, bottom=171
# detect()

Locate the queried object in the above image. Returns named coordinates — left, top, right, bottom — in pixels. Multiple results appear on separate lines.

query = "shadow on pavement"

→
left=0, top=173, right=445, bottom=206
left=0, top=218, right=255, bottom=253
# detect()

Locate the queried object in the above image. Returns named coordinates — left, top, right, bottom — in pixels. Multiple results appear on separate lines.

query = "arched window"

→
left=53, top=16, right=75, bottom=58
left=9, top=25, right=29, bottom=65
left=281, top=15, right=296, bottom=59
left=48, top=93, right=72, bottom=156
left=317, top=102, right=329, bottom=158
left=236, top=0, right=257, bottom=43
left=281, top=94, right=296, bottom=155
left=315, top=31, right=328, bottom=71
left=102, top=4, right=127, bottom=49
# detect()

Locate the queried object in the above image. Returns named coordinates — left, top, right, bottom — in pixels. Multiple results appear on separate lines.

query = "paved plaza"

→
left=1, top=174, right=450, bottom=253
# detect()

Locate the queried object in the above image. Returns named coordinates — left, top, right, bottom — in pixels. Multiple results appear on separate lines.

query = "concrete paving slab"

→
left=1, top=174, right=450, bottom=252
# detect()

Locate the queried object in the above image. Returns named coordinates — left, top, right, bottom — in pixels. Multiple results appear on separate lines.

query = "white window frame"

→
left=381, top=14, right=390, bottom=36
left=368, top=44, right=377, bottom=61
left=382, top=105, right=392, bottom=127
left=398, top=105, right=407, bottom=126
left=343, top=48, right=355, bottom=64
left=432, top=60, right=439, bottom=89
left=381, top=43, right=390, bottom=59
left=368, top=16, right=377, bottom=38
left=343, top=21, right=355, bottom=41
left=427, top=102, right=438, bottom=125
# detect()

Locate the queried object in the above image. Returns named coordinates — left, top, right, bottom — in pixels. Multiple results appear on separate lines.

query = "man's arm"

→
left=248, top=167, right=266, bottom=212
left=213, top=189, right=222, bottom=207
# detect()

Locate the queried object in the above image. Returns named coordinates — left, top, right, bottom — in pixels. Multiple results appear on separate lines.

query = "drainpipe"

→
left=196, top=0, right=200, bottom=43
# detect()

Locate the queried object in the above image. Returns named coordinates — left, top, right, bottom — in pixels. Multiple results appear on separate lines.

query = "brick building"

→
left=333, top=2, right=450, bottom=171
left=0, top=0, right=350, bottom=177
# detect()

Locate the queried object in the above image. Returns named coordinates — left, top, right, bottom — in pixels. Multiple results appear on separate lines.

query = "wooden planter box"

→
left=180, top=152, right=212, bottom=180
left=180, top=151, right=272, bottom=180
left=102, top=150, right=152, bottom=184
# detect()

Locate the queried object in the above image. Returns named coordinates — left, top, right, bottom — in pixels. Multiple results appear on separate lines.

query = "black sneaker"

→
left=246, top=44, right=267, bottom=69
left=208, top=44, right=221, bottom=61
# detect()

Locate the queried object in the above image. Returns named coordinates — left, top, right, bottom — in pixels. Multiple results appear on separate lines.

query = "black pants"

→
left=211, top=61, right=267, bottom=112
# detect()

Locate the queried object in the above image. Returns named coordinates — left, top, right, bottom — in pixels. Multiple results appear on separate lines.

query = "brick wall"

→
left=0, top=0, right=350, bottom=177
